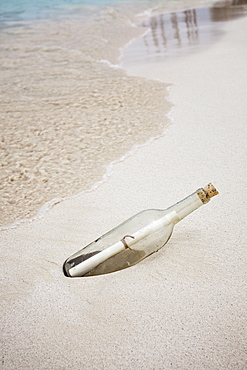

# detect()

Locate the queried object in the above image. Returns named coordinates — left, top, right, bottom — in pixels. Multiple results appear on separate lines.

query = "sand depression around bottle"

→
left=63, top=183, right=218, bottom=277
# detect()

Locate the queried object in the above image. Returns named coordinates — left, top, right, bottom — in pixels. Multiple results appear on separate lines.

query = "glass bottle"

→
left=63, top=183, right=218, bottom=277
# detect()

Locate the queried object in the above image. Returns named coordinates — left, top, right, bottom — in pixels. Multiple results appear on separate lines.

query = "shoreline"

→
left=0, top=2, right=173, bottom=228
left=0, top=110, right=174, bottom=232
left=0, top=0, right=224, bottom=229
left=1, top=3, right=247, bottom=369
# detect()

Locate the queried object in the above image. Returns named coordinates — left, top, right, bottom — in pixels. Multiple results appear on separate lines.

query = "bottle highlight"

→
left=63, top=183, right=218, bottom=277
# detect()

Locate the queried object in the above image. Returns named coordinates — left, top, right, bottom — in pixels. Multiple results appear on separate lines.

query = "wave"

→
left=0, top=1, right=175, bottom=231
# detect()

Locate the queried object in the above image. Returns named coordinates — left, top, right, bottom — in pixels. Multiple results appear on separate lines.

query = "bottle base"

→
left=63, top=260, right=71, bottom=277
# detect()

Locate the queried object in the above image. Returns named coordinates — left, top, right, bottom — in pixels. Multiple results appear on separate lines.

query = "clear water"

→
left=1, top=0, right=246, bottom=228
left=0, top=0, right=175, bottom=227
left=0, top=0, right=156, bottom=24
left=0, top=0, right=112, bottom=20
left=122, top=3, right=247, bottom=64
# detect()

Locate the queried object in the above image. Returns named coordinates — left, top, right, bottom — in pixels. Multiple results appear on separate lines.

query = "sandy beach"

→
left=1, top=2, right=247, bottom=369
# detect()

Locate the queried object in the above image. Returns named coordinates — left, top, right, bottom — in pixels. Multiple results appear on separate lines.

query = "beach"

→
left=0, top=1, right=173, bottom=227
left=1, top=1, right=247, bottom=369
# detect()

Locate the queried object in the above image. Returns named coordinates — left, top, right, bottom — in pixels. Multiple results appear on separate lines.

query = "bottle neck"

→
left=169, top=188, right=210, bottom=223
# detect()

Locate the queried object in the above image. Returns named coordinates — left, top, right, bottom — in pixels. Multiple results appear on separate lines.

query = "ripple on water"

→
left=0, top=2, right=173, bottom=227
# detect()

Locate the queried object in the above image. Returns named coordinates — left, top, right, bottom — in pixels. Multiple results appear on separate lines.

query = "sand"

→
left=0, top=3, right=172, bottom=227
left=1, top=7, right=247, bottom=370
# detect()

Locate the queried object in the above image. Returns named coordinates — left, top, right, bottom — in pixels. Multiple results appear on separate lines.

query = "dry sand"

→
left=1, top=9, right=247, bottom=370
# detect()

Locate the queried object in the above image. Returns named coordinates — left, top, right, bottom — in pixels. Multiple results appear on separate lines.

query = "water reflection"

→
left=123, top=0, right=247, bottom=64
left=210, top=0, right=247, bottom=21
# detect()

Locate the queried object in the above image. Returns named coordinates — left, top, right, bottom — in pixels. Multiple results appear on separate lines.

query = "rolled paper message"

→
left=68, top=210, right=179, bottom=277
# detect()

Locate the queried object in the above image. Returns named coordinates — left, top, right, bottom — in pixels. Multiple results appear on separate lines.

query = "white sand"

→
left=1, top=15, right=247, bottom=370
left=0, top=8, right=170, bottom=227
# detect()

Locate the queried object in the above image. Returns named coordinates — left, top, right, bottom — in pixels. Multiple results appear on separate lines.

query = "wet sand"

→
left=1, top=2, right=247, bottom=369
left=2, top=0, right=246, bottom=228
left=0, top=2, right=172, bottom=227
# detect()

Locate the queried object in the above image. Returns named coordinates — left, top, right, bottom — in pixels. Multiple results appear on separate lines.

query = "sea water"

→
left=0, top=0, right=192, bottom=25
left=1, top=0, right=246, bottom=228
left=0, top=0, right=137, bottom=22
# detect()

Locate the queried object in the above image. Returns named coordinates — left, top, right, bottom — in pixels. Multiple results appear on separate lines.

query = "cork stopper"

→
left=204, top=183, right=219, bottom=198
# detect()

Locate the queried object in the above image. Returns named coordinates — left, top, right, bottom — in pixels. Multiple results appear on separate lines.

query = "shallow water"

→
left=0, top=0, right=144, bottom=23
left=122, top=1, right=247, bottom=64
left=1, top=0, right=246, bottom=228
left=0, top=0, right=173, bottom=227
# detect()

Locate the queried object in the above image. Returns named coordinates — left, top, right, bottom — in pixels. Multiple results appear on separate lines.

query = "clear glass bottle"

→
left=63, top=183, right=218, bottom=277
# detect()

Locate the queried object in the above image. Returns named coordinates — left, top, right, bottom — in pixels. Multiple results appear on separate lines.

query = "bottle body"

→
left=63, top=208, right=176, bottom=277
left=63, top=184, right=218, bottom=277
